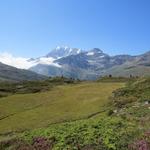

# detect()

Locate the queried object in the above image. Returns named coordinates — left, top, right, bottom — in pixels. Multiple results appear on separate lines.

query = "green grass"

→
left=97, top=76, right=137, bottom=83
left=0, top=77, right=77, bottom=98
left=0, top=82, right=124, bottom=134
left=0, top=78, right=150, bottom=150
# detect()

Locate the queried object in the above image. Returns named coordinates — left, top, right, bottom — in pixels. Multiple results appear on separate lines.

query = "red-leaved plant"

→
left=32, top=137, right=55, bottom=150
left=128, top=131, right=150, bottom=150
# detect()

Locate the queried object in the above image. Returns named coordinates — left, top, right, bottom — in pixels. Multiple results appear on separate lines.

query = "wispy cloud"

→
left=0, top=52, right=32, bottom=69
left=0, top=52, right=61, bottom=69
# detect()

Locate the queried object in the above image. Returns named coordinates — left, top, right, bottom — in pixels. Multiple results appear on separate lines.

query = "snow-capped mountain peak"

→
left=86, top=52, right=95, bottom=56
left=46, top=46, right=82, bottom=58
left=86, top=48, right=104, bottom=56
left=55, top=46, right=68, bottom=51
left=90, top=48, right=103, bottom=53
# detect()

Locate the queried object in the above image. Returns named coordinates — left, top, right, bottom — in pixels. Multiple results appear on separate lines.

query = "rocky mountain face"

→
left=52, top=49, right=135, bottom=79
left=0, top=46, right=150, bottom=80
left=56, top=49, right=133, bottom=70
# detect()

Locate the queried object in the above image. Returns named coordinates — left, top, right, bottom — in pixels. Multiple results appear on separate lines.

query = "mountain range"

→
left=0, top=46, right=150, bottom=80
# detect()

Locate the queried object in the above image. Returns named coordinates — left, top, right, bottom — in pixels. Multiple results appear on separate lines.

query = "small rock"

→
left=113, top=110, right=117, bottom=113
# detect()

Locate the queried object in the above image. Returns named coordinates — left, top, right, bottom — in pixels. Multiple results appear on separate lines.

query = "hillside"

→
left=0, top=62, right=46, bottom=82
left=102, top=51, right=150, bottom=77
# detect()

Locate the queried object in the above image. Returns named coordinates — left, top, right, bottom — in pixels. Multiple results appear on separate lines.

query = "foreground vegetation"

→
left=0, top=77, right=150, bottom=149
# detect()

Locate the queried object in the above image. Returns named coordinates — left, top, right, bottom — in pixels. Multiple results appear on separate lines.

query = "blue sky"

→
left=0, top=0, right=150, bottom=57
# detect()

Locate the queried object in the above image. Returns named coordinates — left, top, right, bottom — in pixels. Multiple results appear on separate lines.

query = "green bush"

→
left=20, top=117, right=141, bottom=150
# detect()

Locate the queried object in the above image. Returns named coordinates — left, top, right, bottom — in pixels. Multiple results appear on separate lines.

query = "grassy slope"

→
left=17, top=78, right=149, bottom=150
left=0, top=82, right=124, bottom=134
left=0, top=77, right=76, bottom=98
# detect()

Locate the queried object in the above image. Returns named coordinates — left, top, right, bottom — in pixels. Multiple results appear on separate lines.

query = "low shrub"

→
left=128, top=131, right=150, bottom=150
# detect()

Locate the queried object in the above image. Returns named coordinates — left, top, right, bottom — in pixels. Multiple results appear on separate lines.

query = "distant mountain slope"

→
left=30, top=63, right=98, bottom=80
left=102, top=51, right=150, bottom=77
left=0, top=62, right=46, bottom=82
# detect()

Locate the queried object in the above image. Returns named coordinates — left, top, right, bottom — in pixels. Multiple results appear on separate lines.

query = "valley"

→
left=1, top=1, right=150, bottom=149
left=0, top=81, right=124, bottom=134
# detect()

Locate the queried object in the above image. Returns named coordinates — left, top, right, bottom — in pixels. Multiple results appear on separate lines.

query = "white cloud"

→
left=0, top=52, right=61, bottom=69
left=0, top=52, right=32, bottom=69
left=36, top=57, right=61, bottom=67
